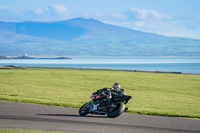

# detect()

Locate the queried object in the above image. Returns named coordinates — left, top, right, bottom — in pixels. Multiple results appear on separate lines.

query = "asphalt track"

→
left=0, top=101, right=200, bottom=133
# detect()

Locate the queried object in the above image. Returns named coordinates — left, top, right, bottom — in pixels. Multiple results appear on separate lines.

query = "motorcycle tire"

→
left=107, top=102, right=125, bottom=118
left=79, top=102, right=90, bottom=116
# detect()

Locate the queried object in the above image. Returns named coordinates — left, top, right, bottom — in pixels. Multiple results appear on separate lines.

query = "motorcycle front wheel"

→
left=79, top=102, right=90, bottom=116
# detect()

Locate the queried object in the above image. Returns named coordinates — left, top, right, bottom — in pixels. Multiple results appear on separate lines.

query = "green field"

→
left=0, top=129, right=69, bottom=133
left=0, top=67, right=200, bottom=118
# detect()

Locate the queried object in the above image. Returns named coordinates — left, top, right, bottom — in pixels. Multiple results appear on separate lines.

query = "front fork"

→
left=89, top=101, right=94, bottom=112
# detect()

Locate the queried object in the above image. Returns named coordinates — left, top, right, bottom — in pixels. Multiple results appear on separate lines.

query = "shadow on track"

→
left=36, top=114, right=107, bottom=118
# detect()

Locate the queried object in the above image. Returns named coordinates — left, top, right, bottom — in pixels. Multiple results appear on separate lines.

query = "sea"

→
left=0, top=56, right=200, bottom=74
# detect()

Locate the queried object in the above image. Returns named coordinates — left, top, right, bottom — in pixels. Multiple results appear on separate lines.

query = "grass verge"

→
left=0, top=67, right=200, bottom=118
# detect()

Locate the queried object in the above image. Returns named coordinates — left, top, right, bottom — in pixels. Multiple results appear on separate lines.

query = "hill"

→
left=0, top=18, right=199, bottom=56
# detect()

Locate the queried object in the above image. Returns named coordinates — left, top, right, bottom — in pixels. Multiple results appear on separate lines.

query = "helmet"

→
left=112, top=83, right=121, bottom=91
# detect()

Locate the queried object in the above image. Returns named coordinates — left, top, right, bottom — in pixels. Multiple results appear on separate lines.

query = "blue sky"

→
left=0, top=0, right=200, bottom=39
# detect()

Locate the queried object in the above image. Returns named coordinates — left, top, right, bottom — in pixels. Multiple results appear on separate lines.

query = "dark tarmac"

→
left=0, top=101, right=199, bottom=133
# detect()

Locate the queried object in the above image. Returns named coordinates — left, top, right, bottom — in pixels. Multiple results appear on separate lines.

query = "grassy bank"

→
left=0, top=67, right=200, bottom=118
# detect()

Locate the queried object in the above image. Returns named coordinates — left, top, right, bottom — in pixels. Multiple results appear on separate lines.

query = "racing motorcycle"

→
left=79, top=90, right=132, bottom=118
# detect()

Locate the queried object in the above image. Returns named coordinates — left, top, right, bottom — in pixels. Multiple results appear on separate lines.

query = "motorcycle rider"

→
left=96, top=83, right=125, bottom=107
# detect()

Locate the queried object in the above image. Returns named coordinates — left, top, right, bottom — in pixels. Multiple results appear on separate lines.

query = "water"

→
left=0, top=56, right=200, bottom=73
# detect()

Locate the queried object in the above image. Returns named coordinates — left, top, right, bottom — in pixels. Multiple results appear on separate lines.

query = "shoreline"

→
left=0, top=65, right=199, bottom=75
left=0, top=57, right=71, bottom=59
left=0, top=55, right=71, bottom=59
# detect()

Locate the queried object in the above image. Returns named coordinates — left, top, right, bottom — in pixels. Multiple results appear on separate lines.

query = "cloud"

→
left=133, top=21, right=145, bottom=27
left=130, top=8, right=171, bottom=20
left=0, top=6, right=11, bottom=10
left=111, top=13, right=128, bottom=20
left=32, top=4, right=71, bottom=20
left=0, top=4, right=71, bottom=22
left=34, top=8, right=49, bottom=15
left=0, top=6, right=21, bottom=21
left=47, top=4, right=71, bottom=18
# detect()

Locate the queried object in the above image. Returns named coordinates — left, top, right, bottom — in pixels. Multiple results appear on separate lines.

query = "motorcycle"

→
left=79, top=90, right=132, bottom=118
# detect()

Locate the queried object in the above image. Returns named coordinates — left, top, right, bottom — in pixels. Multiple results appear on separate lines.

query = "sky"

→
left=0, top=0, right=200, bottom=39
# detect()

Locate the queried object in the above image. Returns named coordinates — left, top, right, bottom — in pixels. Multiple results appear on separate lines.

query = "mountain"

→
left=0, top=18, right=200, bottom=56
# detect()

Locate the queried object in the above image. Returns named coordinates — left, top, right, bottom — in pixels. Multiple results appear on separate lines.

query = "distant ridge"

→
left=0, top=18, right=200, bottom=56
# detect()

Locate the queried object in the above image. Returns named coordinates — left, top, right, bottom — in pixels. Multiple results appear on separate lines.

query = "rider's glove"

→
left=97, top=90, right=102, bottom=94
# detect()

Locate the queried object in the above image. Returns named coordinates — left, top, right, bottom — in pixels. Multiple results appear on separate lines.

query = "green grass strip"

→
left=0, top=67, right=200, bottom=118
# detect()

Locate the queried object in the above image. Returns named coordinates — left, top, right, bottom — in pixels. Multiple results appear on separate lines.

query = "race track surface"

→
left=0, top=101, right=200, bottom=133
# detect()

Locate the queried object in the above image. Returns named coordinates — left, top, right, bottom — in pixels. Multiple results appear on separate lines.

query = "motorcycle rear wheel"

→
left=107, top=102, right=125, bottom=118
left=79, top=102, right=90, bottom=116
